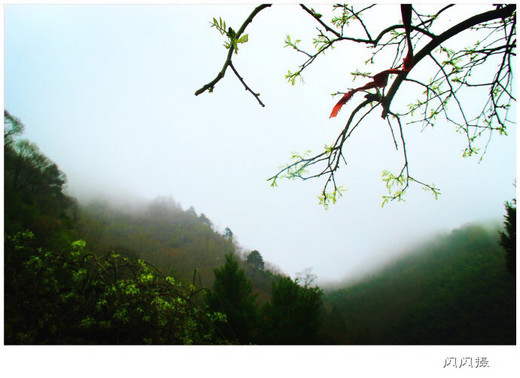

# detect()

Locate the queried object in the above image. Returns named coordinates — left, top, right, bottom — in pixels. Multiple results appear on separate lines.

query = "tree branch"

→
left=229, top=61, right=265, bottom=107
left=197, top=4, right=515, bottom=207
left=299, top=4, right=341, bottom=38
left=194, top=4, right=272, bottom=97
left=381, top=4, right=516, bottom=118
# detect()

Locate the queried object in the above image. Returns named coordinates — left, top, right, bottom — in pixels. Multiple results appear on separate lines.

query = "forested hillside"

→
left=4, top=111, right=323, bottom=344
left=324, top=224, right=516, bottom=344
left=4, top=111, right=515, bottom=345
left=76, top=197, right=289, bottom=307
left=78, top=198, right=236, bottom=286
left=4, top=112, right=222, bottom=344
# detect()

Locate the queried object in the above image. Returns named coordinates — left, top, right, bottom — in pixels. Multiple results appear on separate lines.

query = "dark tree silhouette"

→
left=499, top=200, right=516, bottom=277
left=223, top=227, right=234, bottom=240
left=262, top=276, right=323, bottom=344
left=205, top=254, right=259, bottom=343
left=246, top=250, right=265, bottom=271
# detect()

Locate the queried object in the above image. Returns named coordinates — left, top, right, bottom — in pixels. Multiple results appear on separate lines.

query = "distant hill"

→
left=323, top=223, right=515, bottom=344
left=78, top=198, right=274, bottom=287
left=77, top=197, right=232, bottom=284
left=76, top=196, right=283, bottom=302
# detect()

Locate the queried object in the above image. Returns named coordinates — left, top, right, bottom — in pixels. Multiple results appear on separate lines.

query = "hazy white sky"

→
left=4, top=3, right=516, bottom=283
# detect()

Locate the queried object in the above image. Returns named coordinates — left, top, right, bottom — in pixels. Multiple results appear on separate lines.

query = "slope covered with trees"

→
left=4, top=111, right=324, bottom=344
left=324, top=223, right=516, bottom=344
left=77, top=198, right=236, bottom=286
left=4, top=112, right=232, bottom=344
left=4, top=111, right=78, bottom=249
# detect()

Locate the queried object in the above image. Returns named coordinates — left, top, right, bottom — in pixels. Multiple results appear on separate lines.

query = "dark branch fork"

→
left=194, top=4, right=272, bottom=105
left=381, top=4, right=516, bottom=118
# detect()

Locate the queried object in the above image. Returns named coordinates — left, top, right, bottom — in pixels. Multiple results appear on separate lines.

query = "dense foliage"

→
left=4, top=232, right=225, bottom=344
left=262, top=277, right=323, bottom=344
left=205, top=253, right=324, bottom=345
left=246, top=250, right=265, bottom=271
left=4, top=111, right=77, bottom=248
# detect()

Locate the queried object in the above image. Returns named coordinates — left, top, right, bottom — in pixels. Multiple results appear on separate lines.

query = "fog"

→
left=4, top=3, right=516, bottom=283
left=323, top=218, right=506, bottom=289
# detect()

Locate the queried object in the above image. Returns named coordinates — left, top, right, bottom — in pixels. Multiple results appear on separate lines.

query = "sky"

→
left=3, top=2, right=516, bottom=285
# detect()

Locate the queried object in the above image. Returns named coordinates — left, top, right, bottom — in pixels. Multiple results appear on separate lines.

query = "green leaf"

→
left=237, top=34, right=249, bottom=44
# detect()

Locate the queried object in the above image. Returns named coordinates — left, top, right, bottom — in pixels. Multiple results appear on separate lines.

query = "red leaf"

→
left=329, top=91, right=355, bottom=118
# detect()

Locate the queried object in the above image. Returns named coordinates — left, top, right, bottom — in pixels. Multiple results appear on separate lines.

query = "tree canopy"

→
left=246, top=250, right=265, bottom=271
left=196, top=4, right=516, bottom=206
left=262, top=276, right=323, bottom=344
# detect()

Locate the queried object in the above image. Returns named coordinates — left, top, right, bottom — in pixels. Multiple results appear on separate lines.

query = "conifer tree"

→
left=500, top=200, right=516, bottom=277
left=205, top=254, right=259, bottom=343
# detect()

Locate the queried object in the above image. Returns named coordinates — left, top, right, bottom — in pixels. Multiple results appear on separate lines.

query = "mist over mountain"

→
left=323, top=222, right=515, bottom=344
left=325, top=219, right=505, bottom=288
left=4, top=112, right=515, bottom=345
left=77, top=195, right=259, bottom=285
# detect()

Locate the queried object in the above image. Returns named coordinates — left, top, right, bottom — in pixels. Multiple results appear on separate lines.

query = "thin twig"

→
left=229, top=62, right=265, bottom=107
left=300, top=4, right=341, bottom=38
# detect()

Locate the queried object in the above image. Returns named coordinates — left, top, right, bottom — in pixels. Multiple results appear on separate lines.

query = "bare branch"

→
left=300, top=4, right=341, bottom=38
left=229, top=61, right=265, bottom=107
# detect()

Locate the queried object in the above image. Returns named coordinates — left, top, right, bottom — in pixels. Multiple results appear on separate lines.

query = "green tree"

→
left=205, top=254, right=259, bottom=343
left=4, top=112, right=77, bottom=246
left=4, top=110, right=24, bottom=146
left=196, top=4, right=515, bottom=206
left=499, top=200, right=516, bottom=277
left=246, top=250, right=265, bottom=271
left=262, top=276, right=323, bottom=344
left=223, top=227, right=234, bottom=240
left=199, top=213, right=212, bottom=227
